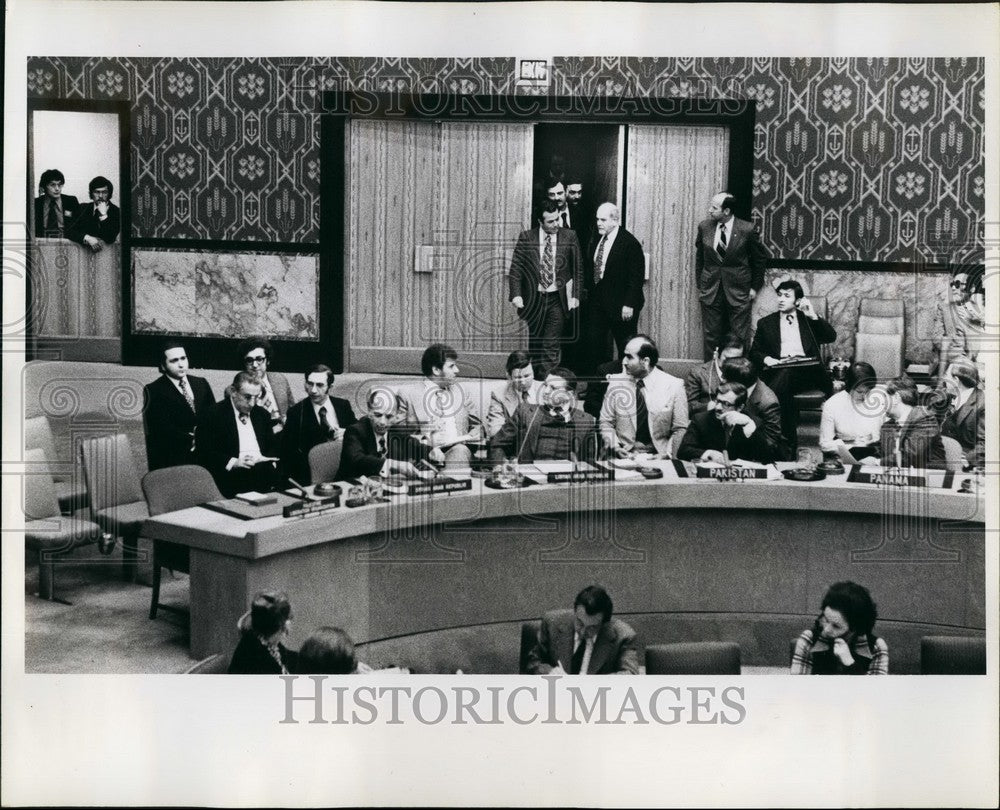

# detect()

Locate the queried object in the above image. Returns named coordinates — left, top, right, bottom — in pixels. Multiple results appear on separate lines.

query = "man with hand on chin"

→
left=677, top=382, right=775, bottom=465
left=68, top=176, right=121, bottom=252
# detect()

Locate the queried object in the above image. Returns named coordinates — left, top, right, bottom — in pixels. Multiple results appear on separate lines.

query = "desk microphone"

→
left=287, top=477, right=308, bottom=499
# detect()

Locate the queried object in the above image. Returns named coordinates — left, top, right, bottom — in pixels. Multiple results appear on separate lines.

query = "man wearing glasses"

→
left=237, top=337, right=294, bottom=432
left=677, top=382, right=775, bottom=464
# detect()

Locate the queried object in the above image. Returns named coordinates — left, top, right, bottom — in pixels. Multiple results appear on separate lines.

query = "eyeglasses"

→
left=715, top=398, right=739, bottom=410
left=244, top=355, right=267, bottom=364
left=949, top=280, right=965, bottom=289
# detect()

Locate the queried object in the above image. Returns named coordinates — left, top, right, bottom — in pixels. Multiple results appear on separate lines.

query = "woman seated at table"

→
left=818, top=361, right=884, bottom=461
left=297, top=626, right=370, bottom=674
left=228, top=591, right=297, bottom=674
left=791, top=581, right=889, bottom=675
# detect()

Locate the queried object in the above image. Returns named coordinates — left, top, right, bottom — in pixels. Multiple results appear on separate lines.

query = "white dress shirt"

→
left=779, top=312, right=807, bottom=357
left=593, top=225, right=619, bottom=282
left=311, top=397, right=339, bottom=429
left=713, top=217, right=733, bottom=252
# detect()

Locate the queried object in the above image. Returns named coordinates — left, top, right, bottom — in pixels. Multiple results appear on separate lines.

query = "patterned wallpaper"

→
left=27, top=56, right=984, bottom=263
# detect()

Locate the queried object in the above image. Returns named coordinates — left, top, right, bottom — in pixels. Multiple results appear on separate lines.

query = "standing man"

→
left=685, top=334, right=745, bottom=416
left=197, top=372, right=281, bottom=497
left=879, top=376, right=947, bottom=470
left=545, top=179, right=571, bottom=228
left=33, top=168, right=80, bottom=238
left=280, top=364, right=358, bottom=485
left=508, top=201, right=582, bottom=379
left=237, top=337, right=294, bottom=432
left=486, top=349, right=542, bottom=438
left=600, top=334, right=689, bottom=459
left=142, top=341, right=216, bottom=471
left=587, top=202, right=645, bottom=370
left=940, top=359, right=985, bottom=470
left=695, top=192, right=769, bottom=360
left=68, top=176, right=121, bottom=251
left=564, top=177, right=593, bottom=255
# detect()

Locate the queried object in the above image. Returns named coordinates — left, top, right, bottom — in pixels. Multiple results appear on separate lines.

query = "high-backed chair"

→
left=645, top=641, right=742, bottom=675
left=308, top=439, right=344, bottom=484
left=80, top=434, right=149, bottom=581
left=184, top=652, right=229, bottom=674
left=920, top=636, right=986, bottom=674
left=24, top=448, right=103, bottom=602
left=854, top=298, right=905, bottom=379
left=141, top=465, right=222, bottom=620
left=518, top=620, right=542, bottom=674
left=940, top=436, right=965, bottom=473
left=25, top=415, right=88, bottom=514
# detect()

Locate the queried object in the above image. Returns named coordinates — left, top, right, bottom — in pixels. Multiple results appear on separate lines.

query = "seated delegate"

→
left=297, top=626, right=373, bottom=675
left=878, top=375, right=947, bottom=470
left=791, top=581, right=888, bottom=675
left=339, top=388, right=433, bottom=481
left=228, top=591, right=297, bottom=675
left=676, top=382, right=775, bottom=464
left=818, top=361, right=884, bottom=462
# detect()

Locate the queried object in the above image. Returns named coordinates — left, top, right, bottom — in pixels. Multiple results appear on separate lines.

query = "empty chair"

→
left=23, top=448, right=103, bottom=602
left=921, top=636, right=986, bottom=675
left=140, top=465, right=222, bottom=620
left=308, top=438, right=344, bottom=484
left=645, top=641, right=742, bottom=675
left=854, top=298, right=905, bottom=379
left=80, top=433, right=149, bottom=581
left=25, top=415, right=88, bottom=514
left=518, top=620, right=542, bottom=674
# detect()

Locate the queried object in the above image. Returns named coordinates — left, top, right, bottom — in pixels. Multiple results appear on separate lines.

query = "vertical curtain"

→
left=626, top=125, right=729, bottom=360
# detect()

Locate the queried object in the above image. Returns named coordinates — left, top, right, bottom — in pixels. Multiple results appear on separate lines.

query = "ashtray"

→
left=816, top=459, right=845, bottom=475
left=637, top=466, right=663, bottom=479
left=484, top=474, right=530, bottom=490
left=782, top=467, right=827, bottom=482
left=313, top=482, right=340, bottom=496
left=382, top=474, right=409, bottom=489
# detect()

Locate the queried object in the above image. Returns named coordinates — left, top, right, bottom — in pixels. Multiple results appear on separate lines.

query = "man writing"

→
left=340, top=389, right=434, bottom=481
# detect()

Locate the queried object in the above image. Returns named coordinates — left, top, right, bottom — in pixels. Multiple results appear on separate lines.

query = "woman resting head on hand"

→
left=791, top=581, right=889, bottom=675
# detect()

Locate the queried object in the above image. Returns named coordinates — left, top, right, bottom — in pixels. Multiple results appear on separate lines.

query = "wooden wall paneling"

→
left=626, top=125, right=729, bottom=361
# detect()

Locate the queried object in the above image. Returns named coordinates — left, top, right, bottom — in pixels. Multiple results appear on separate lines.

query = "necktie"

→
left=377, top=436, right=387, bottom=458
left=318, top=406, right=333, bottom=438
left=786, top=314, right=795, bottom=326
left=571, top=636, right=588, bottom=674
left=634, top=379, right=652, bottom=446
left=561, top=211, right=569, bottom=228
left=541, top=234, right=555, bottom=288
left=717, top=224, right=727, bottom=258
left=239, top=414, right=248, bottom=425
left=594, top=235, right=607, bottom=282
left=178, top=377, right=196, bottom=412
left=258, top=379, right=275, bottom=416
left=45, top=200, right=58, bottom=234
left=521, top=390, right=530, bottom=404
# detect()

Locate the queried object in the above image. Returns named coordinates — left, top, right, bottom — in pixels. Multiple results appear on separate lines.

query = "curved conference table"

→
left=140, top=462, right=986, bottom=662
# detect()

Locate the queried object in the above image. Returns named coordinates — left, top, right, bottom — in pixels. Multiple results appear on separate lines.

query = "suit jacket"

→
left=142, top=374, right=216, bottom=471
left=197, top=400, right=280, bottom=496
left=880, top=406, right=947, bottom=470
left=280, top=396, right=357, bottom=484
left=685, top=359, right=724, bottom=415
left=941, top=388, right=985, bottom=469
left=67, top=201, right=121, bottom=245
left=339, top=417, right=431, bottom=481
left=228, top=632, right=298, bottom=675
left=567, top=202, right=593, bottom=263
left=588, top=226, right=645, bottom=314
left=677, top=410, right=775, bottom=464
left=599, top=367, right=689, bottom=458
left=262, top=371, right=294, bottom=420
left=486, top=379, right=543, bottom=437
left=745, top=379, right=789, bottom=461
left=34, top=194, right=81, bottom=238
left=488, top=403, right=599, bottom=464
left=508, top=226, right=582, bottom=318
left=526, top=609, right=640, bottom=675
left=694, top=217, right=769, bottom=306
left=399, top=380, right=481, bottom=443
left=750, top=310, right=837, bottom=370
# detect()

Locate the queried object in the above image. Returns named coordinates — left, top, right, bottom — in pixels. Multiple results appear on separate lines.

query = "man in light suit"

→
left=486, top=350, right=543, bottom=438
left=685, top=334, right=745, bottom=416
left=238, top=337, right=295, bottom=432
left=142, top=341, right=216, bottom=471
left=600, top=334, right=689, bottom=459
left=879, top=376, right=947, bottom=470
left=695, top=192, right=769, bottom=360
left=526, top=585, right=640, bottom=675
left=508, top=200, right=582, bottom=379
left=940, top=359, right=984, bottom=470
left=585, top=202, right=646, bottom=371
left=67, top=175, right=121, bottom=251
left=280, top=364, right=357, bottom=485
left=33, top=168, right=80, bottom=238
left=197, top=372, right=281, bottom=497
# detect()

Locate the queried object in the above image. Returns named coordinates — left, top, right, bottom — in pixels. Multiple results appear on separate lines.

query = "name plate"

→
left=696, top=466, right=768, bottom=481
left=283, top=494, right=341, bottom=518
left=407, top=478, right=473, bottom=496
left=847, top=467, right=926, bottom=487
left=546, top=469, right=615, bottom=483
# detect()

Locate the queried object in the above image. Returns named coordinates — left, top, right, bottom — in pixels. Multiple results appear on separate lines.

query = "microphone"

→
left=513, top=406, right=541, bottom=463
left=287, top=477, right=308, bottom=499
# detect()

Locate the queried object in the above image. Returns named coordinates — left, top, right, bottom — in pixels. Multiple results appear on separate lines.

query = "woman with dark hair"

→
left=228, top=591, right=297, bottom=674
left=818, top=361, right=885, bottom=460
left=791, top=581, right=889, bottom=675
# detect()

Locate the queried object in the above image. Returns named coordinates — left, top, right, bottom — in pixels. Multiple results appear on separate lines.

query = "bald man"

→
left=694, top=192, right=769, bottom=360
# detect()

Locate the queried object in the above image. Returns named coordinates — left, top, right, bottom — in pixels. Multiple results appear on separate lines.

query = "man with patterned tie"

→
left=280, top=364, right=357, bottom=485
left=33, top=168, right=80, bottom=238
left=142, top=341, right=216, bottom=471
left=525, top=585, right=640, bottom=675
left=695, top=192, right=770, bottom=360
left=237, top=337, right=294, bottom=434
left=197, top=372, right=281, bottom=497
left=508, top=201, right=582, bottom=379
left=340, top=389, right=433, bottom=481
left=485, top=350, right=543, bottom=438
left=600, top=334, right=689, bottom=459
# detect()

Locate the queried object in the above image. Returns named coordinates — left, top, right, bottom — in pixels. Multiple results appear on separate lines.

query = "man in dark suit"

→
left=879, top=376, right=947, bottom=470
left=142, top=341, right=216, bottom=471
left=719, top=356, right=789, bottom=461
left=585, top=202, right=645, bottom=371
left=33, top=168, right=80, bottom=238
left=67, top=175, right=121, bottom=251
left=940, top=359, right=985, bottom=469
left=197, top=372, right=281, bottom=497
left=695, top=192, right=769, bottom=360
left=750, top=279, right=837, bottom=449
left=340, top=389, right=433, bottom=481
left=559, top=177, right=594, bottom=374
left=280, top=364, right=357, bottom=485
left=488, top=368, right=599, bottom=464
left=677, top=382, right=776, bottom=464
left=526, top=585, right=640, bottom=675
left=508, top=200, right=582, bottom=379
left=685, top=333, right=745, bottom=416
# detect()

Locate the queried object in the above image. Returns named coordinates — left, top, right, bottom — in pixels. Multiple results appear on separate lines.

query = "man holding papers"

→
left=340, top=389, right=433, bottom=481
left=677, top=382, right=776, bottom=465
